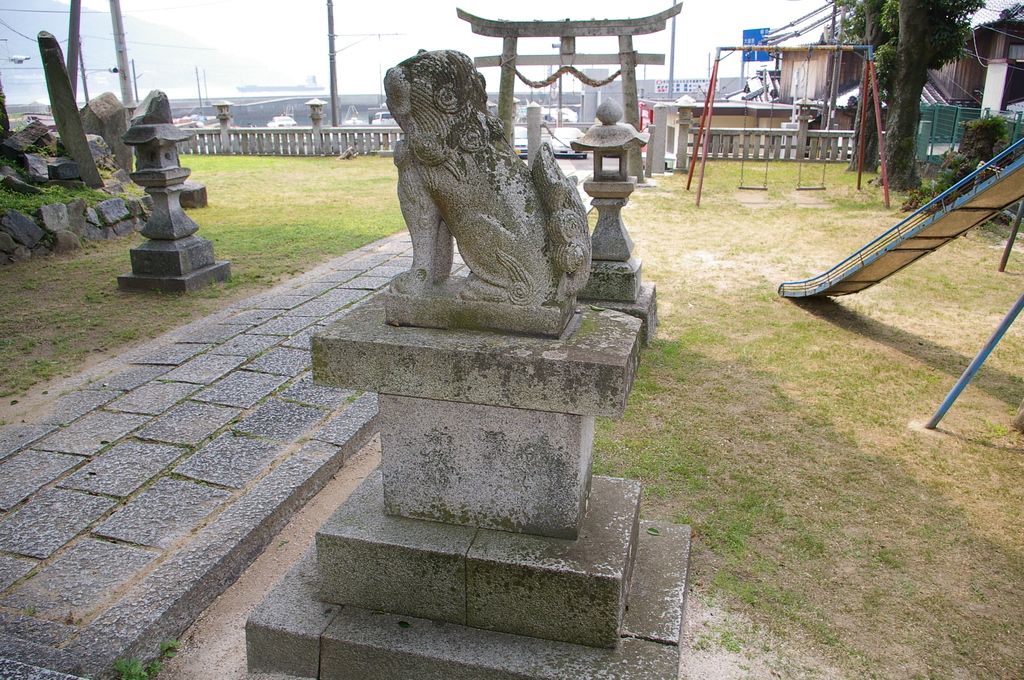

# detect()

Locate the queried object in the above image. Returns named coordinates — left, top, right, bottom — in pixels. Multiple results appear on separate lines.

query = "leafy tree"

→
left=839, top=0, right=982, bottom=190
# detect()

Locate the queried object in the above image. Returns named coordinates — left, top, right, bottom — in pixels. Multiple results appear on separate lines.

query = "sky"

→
left=39, top=0, right=826, bottom=99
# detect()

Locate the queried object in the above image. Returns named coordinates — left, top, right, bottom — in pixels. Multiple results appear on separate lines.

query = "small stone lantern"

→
left=570, top=99, right=658, bottom=344
left=306, top=98, right=326, bottom=154
left=118, top=90, right=230, bottom=292
left=571, top=99, right=648, bottom=298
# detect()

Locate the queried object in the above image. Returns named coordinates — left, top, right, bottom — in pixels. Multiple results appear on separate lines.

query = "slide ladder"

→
left=779, top=137, right=1024, bottom=298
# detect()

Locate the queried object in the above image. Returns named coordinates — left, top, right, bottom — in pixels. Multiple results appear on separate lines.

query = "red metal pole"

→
left=686, top=67, right=716, bottom=191
left=868, top=61, right=890, bottom=209
left=856, top=58, right=869, bottom=190
left=695, top=57, right=721, bottom=207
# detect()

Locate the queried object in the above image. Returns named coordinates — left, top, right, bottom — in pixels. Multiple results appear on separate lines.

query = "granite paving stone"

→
left=0, top=451, right=83, bottom=510
left=283, top=289, right=366, bottom=317
left=2, top=539, right=156, bottom=617
left=209, top=332, right=280, bottom=357
left=159, top=353, right=246, bottom=385
left=317, top=307, right=360, bottom=327
left=175, top=433, right=287, bottom=488
left=313, top=270, right=359, bottom=283
left=0, top=555, right=35, bottom=591
left=177, top=324, right=243, bottom=344
left=0, top=612, right=77, bottom=649
left=243, top=347, right=310, bottom=377
left=37, top=390, right=122, bottom=426
left=365, top=264, right=407, bottom=278
left=252, top=295, right=314, bottom=310
left=35, top=412, right=151, bottom=456
left=193, top=370, right=289, bottom=409
left=106, top=381, right=200, bottom=415
left=0, top=425, right=57, bottom=459
left=0, top=658, right=85, bottom=679
left=83, top=364, right=172, bottom=391
left=349, top=251, right=395, bottom=268
left=93, top=477, right=232, bottom=549
left=134, top=343, right=212, bottom=366
left=59, top=441, right=182, bottom=498
left=287, top=281, right=339, bottom=297
left=221, top=309, right=279, bottom=326
left=0, top=489, right=116, bottom=559
left=137, top=401, right=241, bottom=445
left=280, top=326, right=316, bottom=350
left=234, top=399, right=327, bottom=443
left=312, top=393, right=379, bottom=446
left=279, top=373, right=354, bottom=410
left=248, top=315, right=317, bottom=337
left=338, top=275, right=391, bottom=291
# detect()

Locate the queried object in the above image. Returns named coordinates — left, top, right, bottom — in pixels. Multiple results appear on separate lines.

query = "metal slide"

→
left=778, top=137, right=1024, bottom=298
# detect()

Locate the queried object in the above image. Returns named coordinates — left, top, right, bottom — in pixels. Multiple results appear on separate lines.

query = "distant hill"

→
left=1, top=0, right=293, bottom=105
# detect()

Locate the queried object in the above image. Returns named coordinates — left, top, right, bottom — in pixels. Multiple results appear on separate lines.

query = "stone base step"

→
left=246, top=512, right=691, bottom=679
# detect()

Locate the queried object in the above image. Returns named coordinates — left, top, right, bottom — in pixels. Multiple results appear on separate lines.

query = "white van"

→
left=370, top=111, right=395, bottom=125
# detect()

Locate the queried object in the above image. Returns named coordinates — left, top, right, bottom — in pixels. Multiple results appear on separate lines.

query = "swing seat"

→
left=795, top=186, right=826, bottom=191
left=738, top=186, right=769, bottom=191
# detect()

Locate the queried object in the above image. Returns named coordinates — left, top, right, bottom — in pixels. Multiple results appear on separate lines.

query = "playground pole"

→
left=687, top=53, right=717, bottom=192
left=856, top=59, right=870, bottom=190
left=998, top=200, right=1024, bottom=272
left=694, top=54, right=721, bottom=207
left=925, top=288, right=1024, bottom=429
left=868, top=61, right=890, bottom=209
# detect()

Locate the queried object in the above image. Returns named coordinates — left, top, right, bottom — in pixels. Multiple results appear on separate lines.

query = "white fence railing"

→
left=177, top=126, right=403, bottom=157
left=699, top=128, right=856, bottom=162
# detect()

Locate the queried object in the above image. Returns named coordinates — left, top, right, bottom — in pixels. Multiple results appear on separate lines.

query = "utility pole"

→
left=131, top=58, right=139, bottom=101
left=67, top=0, right=81, bottom=101
left=108, top=0, right=133, bottom=106
left=327, top=0, right=339, bottom=126
left=195, top=66, right=203, bottom=112
left=668, top=0, right=677, bottom=98
left=79, top=42, right=89, bottom=102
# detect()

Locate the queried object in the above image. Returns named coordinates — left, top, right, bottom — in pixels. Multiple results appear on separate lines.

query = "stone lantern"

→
left=117, top=90, right=230, bottom=292
left=570, top=98, right=658, bottom=344
left=306, top=98, right=327, bottom=154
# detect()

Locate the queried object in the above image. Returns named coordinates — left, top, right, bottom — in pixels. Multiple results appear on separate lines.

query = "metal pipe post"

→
left=925, top=288, right=1024, bottom=429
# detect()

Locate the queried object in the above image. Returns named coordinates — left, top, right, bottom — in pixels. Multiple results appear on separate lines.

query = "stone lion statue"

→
left=383, top=49, right=591, bottom=337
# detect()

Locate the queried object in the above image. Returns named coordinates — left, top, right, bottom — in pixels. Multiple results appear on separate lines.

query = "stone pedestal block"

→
left=251, top=506, right=691, bottom=680
left=465, top=476, right=640, bottom=647
left=312, top=293, right=641, bottom=418
left=316, top=469, right=476, bottom=624
left=315, top=471, right=642, bottom=646
left=583, top=282, right=658, bottom=347
left=379, top=395, right=594, bottom=538
left=385, top=291, right=576, bottom=339
left=127, top=234, right=214, bottom=276
left=581, top=257, right=643, bottom=302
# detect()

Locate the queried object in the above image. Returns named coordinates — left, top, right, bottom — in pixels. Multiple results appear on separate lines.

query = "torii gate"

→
left=457, top=5, right=682, bottom=181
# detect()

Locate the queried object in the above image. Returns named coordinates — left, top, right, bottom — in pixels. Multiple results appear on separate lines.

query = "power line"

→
left=0, top=17, right=36, bottom=42
left=80, top=33, right=217, bottom=51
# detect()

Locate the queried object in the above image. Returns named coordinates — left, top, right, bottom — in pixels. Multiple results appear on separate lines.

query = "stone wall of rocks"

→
left=0, top=194, right=151, bottom=266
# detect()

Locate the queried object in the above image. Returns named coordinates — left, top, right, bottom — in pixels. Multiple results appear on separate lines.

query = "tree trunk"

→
left=884, top=0, right=935, bottom=191
left=846, top=0, right=886, bottom=174
left=847, top=93, right=880, bottom=174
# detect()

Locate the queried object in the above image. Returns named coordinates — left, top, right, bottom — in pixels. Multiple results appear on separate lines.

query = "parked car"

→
left=370, top=111, right=395, bottom=125
left=513, top=126, right=528, bottom=157
left=267, top=115, right=297, bottom=127
left=548, top=127, right=587, bottom=159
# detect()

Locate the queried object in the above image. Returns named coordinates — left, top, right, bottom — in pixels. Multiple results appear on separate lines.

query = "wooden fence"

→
left=699, top=128, right=856, bottom=162
left=177, top=126, right=403, bottom=157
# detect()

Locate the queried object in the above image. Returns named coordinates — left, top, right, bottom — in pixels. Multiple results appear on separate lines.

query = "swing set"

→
left=687, top=44, right=890, bottom=208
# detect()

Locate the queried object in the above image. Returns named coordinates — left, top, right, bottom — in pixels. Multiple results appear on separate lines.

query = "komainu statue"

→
left=383, top=49, right=591, bottom=337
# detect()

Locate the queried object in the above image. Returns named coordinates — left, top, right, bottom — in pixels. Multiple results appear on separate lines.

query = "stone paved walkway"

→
left=0, top=231, right=430, bottom=679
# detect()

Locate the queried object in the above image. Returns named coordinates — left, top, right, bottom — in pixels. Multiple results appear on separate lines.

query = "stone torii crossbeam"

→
left=457, top=5, right=682, bottom=181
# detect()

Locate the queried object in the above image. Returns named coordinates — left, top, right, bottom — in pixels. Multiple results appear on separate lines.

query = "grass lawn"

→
left=596, top=161, right=1024, bottom=678
left=0, top=155, right=403, bottom=399
left=1, top=155, right=1022, bottom=677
